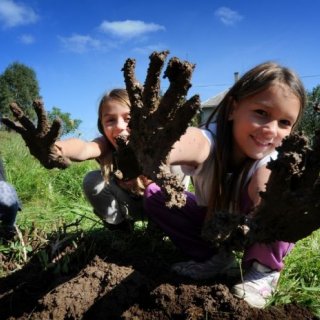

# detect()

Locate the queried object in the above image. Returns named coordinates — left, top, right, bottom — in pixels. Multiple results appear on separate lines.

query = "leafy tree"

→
left=48, top=107, right=82, bottom=136
left=0, top=62, right=40, bottom=120
left=298, top=85, right=320, bottom=138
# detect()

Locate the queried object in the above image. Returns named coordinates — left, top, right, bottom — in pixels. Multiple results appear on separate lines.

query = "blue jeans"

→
left=0, top=181, right=20, bottom=227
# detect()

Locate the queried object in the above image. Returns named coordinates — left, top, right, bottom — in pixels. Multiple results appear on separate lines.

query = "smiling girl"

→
left=54, top=89, right=143, bottom=229
left=144, top=62, right=306, bottom=308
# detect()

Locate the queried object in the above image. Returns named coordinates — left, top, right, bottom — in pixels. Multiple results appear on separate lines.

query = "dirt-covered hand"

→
left=121, top=50, right=201, bottom=207
left=203, top=131, right=320, bottom=248
left=249, top=131, right=320, bottom=243
left=113, top=135, right=142, bottom=181
left=1, top=100, right=71, bottom=169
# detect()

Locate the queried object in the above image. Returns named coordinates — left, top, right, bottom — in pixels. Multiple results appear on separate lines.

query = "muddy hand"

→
left=249, top=131, right=320, bottom=243
left=201, top=131, right=320, bottom=249
left=1, top=100, right=71, bottom=169
left=121, top=51, right=201, bottom=207
left=113, top=135, right=142, bottom=181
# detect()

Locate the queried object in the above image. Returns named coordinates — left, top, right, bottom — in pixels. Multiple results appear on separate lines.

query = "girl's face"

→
left=229, top=84, right=301, bottom=165
left=100, top=99, right=131, bottom=148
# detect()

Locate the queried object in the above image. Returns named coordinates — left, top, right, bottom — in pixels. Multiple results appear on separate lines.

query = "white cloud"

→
left=59, top=34, right=103, bottom=53
left=99, top=20, right=165, bottom=38
left=215, top=7, right=243, bottom=26
left=0, top=0, right=38, bottom=28
left=19, top=34, right=35, bottom=44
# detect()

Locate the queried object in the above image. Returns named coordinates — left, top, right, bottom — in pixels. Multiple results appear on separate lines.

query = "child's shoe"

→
left=232, top=261, right=280, bottom=308
left=171, top=251, right=239, bottom=280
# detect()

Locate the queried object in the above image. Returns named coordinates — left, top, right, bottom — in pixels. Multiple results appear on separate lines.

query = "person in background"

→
left=143, top=61, right=306, bottom=308
left=0, top=157, right=21, bottom=240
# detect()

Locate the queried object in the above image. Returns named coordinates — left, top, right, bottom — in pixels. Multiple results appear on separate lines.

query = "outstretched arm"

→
left=55, top=136, right=109, bottom=162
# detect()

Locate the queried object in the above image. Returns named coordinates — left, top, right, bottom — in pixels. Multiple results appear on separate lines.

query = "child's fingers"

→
left=33, top=100, right=50, bottom=135
left=1, top=117, right=26, bottom=135
left=9, top=102, right=35, bottom=132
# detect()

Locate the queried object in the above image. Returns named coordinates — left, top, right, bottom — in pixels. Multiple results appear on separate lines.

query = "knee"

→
left=143, top=183, right=165, bottom=215
left=82, top=170, right=105, bottom=198
left=0, top=181, right=19, bottom=207
left=144, top=182, right=161, bottom=199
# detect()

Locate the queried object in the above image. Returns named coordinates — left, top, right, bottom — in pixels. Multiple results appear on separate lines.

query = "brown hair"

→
left=97, top=88, right=145, bottom=196
left=205, top=61, right=306, bottom=218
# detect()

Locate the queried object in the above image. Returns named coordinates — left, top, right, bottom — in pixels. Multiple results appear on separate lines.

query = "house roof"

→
left=201, top=89, right=228, bottom=109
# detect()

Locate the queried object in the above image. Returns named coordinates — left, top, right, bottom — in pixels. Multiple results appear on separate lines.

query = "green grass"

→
left=0, top=130, right=320, bottom=316
left=1, top=131, right=100, bottom=231
left=272, top=230, right=320, bottom=316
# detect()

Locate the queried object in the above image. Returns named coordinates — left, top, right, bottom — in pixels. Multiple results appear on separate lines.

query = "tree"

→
left=47, top=107, right=82, bottom=136
left=0, top=62, right=40, bottom=120
left=297, top=85, right=320, bottom=138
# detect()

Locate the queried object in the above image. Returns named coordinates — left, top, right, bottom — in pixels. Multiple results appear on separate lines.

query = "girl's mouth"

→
left=251, top=135, right=273, bottom=147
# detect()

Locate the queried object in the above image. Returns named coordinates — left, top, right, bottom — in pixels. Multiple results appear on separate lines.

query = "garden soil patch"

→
left=0, top=228, right=317, bottom=320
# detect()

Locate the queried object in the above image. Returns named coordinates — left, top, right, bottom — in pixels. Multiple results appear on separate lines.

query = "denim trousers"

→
left=0, top=181, right=20, bottom=227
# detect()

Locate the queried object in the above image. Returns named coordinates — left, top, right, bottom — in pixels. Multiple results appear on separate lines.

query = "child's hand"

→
left=250, top=131, right=320, bottom=243
left=203, top=131, right=320, bottom=248
left=1, top=100, right=71, bottom=169
left=113, top=135, right=142, bottom=181
left=121, top=51, right=201, bottom=207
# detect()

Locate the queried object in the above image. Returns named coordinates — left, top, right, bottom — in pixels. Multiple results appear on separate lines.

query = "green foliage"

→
left=0, top=131, right=99, bottom=230
left=297, top=85, right=320, bottom=138
left=272, top=230, right=320, bottom=316
left=48, top=107, right=82, bottom=136
left=0, top=62, right=40, bottom=120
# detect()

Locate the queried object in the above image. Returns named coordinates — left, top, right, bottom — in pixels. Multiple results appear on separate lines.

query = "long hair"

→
left=205, top=61, right=306, bottom=218
left=97, top=88, right=145, bottom=196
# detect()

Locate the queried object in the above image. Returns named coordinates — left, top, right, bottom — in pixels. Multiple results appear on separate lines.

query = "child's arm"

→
left=167, top=127, right=211, bottom=167
left=55, top=136, right=110, bottom=162
left=247, top=165, right=271, bottom=208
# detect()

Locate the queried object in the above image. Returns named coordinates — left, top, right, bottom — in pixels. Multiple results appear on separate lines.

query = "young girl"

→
left=143, top=62, right=306, bottom=308
left=55, top=88, right=188, bottom=229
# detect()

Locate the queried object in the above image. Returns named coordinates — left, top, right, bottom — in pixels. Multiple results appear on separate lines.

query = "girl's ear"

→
left=228, top=99, right=238, bottom=121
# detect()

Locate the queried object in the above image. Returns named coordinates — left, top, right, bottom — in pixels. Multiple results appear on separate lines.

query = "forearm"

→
left=55, top=138, right=103, bottom=162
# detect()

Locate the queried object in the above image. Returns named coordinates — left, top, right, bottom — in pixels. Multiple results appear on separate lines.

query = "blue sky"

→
left=1, top=0, right=319, bottom=140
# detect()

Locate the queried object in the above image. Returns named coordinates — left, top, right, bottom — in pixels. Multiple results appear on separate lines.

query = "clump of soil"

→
left=0, top=228, right=316, bottom=320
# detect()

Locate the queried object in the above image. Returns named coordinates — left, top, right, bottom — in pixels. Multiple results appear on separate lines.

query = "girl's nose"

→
left=262, top=121, right=278, bottom=137
left=115, top=118, right=127, bottom=131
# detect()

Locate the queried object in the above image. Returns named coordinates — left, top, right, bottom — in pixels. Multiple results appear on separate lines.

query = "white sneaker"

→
left=232, top=261, right=280, bottom=308
left=171, top=251, right=239, bottom=280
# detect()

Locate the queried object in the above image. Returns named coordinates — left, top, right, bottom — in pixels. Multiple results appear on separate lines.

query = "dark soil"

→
left=0, top=227, right=317, bottom=320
